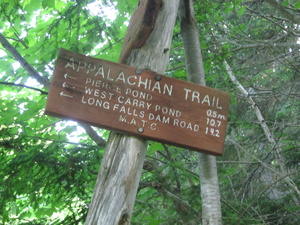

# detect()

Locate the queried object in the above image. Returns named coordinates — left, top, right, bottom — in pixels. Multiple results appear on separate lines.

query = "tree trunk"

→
left=84, top=1, right=180, bottom=224
left=179, top=0, right=222, bottom=224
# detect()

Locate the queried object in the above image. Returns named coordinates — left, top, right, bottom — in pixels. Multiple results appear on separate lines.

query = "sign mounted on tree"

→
left=45, top=48, right=230, bottom=155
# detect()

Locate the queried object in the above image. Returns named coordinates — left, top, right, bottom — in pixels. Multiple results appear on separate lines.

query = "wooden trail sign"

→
left=45, top=48, right=230, bottom=155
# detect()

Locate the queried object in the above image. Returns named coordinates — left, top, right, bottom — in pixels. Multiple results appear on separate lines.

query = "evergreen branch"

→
left=0, top=82, right=48, bottom=95
left=0, top=33, right=50, bottom=88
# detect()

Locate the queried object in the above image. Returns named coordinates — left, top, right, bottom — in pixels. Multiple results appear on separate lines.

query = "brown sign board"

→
left=45, top=49, right=230, bottom=155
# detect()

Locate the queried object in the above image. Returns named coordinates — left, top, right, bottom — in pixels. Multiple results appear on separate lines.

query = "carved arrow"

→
left=60, top=91, right=73, bottom=98
left=64, top=73, right=77, bottom=80
left=62, top=82, right=75, bottom=89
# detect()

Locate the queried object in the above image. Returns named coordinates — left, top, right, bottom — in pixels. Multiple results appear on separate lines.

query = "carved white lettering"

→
left=205, top=127, right=220, bottom=137
left=106, top=68, right=113, bottom=81
left=84, top=87, right=114, bottom=100
left=115, top=72, right=125, bottom=83
left=95, top=66, right=105, bottom=78
left=127, top=75, right=137, bottom=85
left=117, top=96, right=152, bottom=110
left=125, top=88, right=153, bottom=100
left=150, top=123, right=157, bottom=130
left=85, top=78, right=119, bottom=92
left=77, top=60, right=86, bottom=72
left=173, top=119, right=200, bottom=132
left=163, top=83, right=173, bottom=96
left=129, top=118, right=137, bottom=125
left=151, top=81, right=161, bottom=93
left=124, top=98, right=131, bottom=105
left=120, top=106, right=138, bottom=116
left=113, top=104, right=119, bottom=111
left=141, top=120, right=147, bottom=127
left=137, top=76, right=151, bottom=89
left=140, top=110, right=145, bottom=118
left=148, top=113, right=170, bottom=124
left=154, top=105, right=181, bottom=117
left=184, top=89, right=222, bottom=109
left=119, top=115, right=127, bottom=123
left=118, top=106, right=145, bottom=118
left=81, top=96, right=110, bottom=109
left=87, top=63, right=96, bottom=74
left=184, top=88, right=192, bottom=100
left=192, top=90, right=200, bottom=103
left=65, top=57, right=75, bottom=70
left=202, top=95, right=210, bottom=106
left=65, top=58, right=173, bottom=96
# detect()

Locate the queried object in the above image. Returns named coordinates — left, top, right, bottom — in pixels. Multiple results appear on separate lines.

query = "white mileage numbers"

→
left=205, top=109, right=226, bottom=137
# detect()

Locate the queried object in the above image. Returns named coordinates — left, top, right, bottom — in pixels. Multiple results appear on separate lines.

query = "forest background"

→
left=0, top=0, right=299, bottom=224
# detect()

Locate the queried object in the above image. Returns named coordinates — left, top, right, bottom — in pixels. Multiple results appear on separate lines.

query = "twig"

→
left=224, top=60, right=276, bottom=146
left=0, top=82, right=48, bottom=95
left=80, top=123, right=107, bottom=147
left=0, top=33, right=50, bottom=88
left=0, top=33, right=109, bottom=149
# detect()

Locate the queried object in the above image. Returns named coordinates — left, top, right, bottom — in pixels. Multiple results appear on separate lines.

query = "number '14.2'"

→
left=205, top=127, right=220, bottom=137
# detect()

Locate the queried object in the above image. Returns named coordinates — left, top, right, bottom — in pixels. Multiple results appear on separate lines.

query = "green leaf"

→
left=35, top=207, right=55, bottom=219
left=237, top=6, right=246, bottom=16
left=24, top=0, right=41, bottom=13
left=282, top=0, right=288, bottom=7
left=42, top=0, right=55, bottom=9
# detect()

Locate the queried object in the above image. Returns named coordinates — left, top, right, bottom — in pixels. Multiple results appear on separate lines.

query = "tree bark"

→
left=179, top=0, right=222, bottom=224
left=84, top=1, right=180, bottom=224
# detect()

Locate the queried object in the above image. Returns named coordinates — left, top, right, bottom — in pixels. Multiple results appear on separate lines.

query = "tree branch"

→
left=27, top=136, right=99, bottom=147
left=231, top=42, right=300, bottom=52
left=0, top=82, right=48, bottom=95
left=139, top=181, right=199, bottom=219
left=0, top=33, right=50, bottom=88
left=79, top=123, right=107, bottom=147
left=228, top=135, right=300, bottom=201
left=224, top=60, right=276, bottom=146
left=225, top=60, right=300, bottom=202
left=0, top=33, right=109, bottom=150
left=264, top=0, right=300, bottom=24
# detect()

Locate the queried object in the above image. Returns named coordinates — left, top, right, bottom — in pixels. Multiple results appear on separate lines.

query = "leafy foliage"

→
left=1, top=0, right=300, bottom=224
